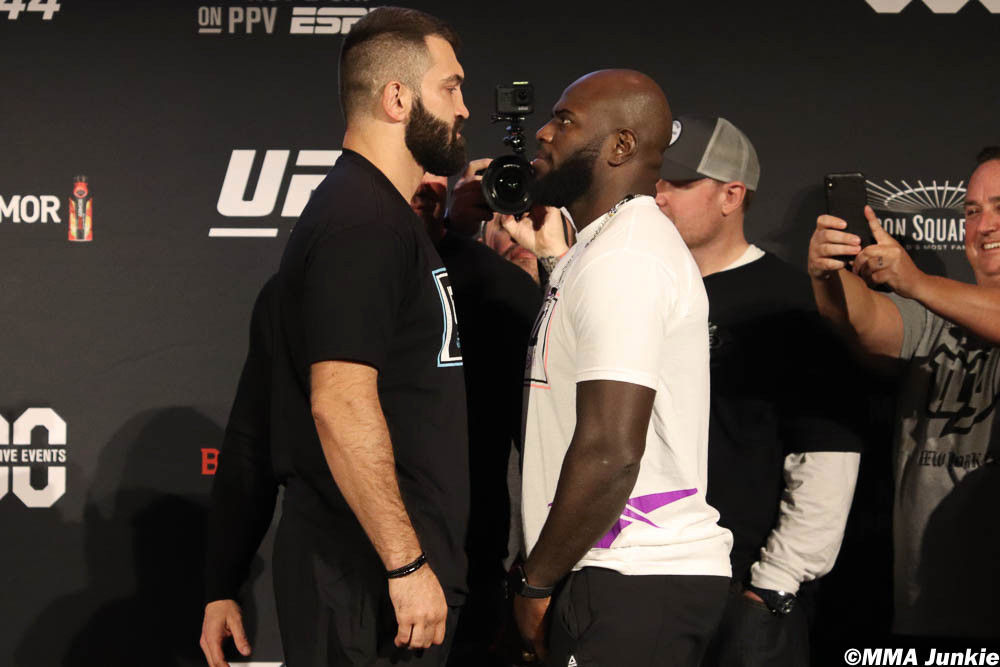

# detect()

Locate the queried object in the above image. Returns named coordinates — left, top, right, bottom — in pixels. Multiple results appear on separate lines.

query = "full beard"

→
left=405, top=97, right=467, bottom=177
left=530, top=137, right=603, bottom=208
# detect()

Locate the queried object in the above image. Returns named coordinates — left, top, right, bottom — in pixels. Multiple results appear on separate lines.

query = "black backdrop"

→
left=2, top=1, right=997, bottom=664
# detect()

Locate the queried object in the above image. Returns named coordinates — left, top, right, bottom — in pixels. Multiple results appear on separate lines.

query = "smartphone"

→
left=824, top=172, right=871, bottom=262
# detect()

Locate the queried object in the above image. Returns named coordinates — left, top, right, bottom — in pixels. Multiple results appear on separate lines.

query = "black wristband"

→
left=507, top=563, right=555, bottom=599
left=386, top=553, right=427, bottom=579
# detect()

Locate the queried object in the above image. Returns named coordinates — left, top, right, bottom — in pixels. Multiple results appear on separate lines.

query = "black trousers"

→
left=700, top=580, right=811, bottom=667
left=272, top=512, right=460, bottom=667
left=545, top=568, right=729, bottom=667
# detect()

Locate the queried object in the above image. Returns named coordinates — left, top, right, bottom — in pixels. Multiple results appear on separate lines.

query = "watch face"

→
left=749, top=586, right=796, bottom=615
left=775, top=596, right=796, bottom=615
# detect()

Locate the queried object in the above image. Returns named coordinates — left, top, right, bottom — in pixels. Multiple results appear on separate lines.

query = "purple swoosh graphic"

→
left=621, top=507, right=659, bottom=528
left=593, top=488, right=697, bottom=549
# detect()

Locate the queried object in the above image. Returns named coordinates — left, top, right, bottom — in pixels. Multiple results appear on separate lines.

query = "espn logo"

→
left=866, top=0, right=1000, bottom=11
left=290, top=7, right=367, bottom=34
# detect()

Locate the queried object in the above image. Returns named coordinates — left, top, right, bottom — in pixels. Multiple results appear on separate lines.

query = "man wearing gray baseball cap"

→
left=657, top=115, right=863, bottom=667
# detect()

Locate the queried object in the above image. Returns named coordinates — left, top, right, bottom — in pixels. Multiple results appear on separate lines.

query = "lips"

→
left=984, top=241, right=1000, bottom=251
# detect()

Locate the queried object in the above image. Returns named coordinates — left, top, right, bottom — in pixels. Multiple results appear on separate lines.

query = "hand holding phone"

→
left=824, top=172, right=871, bottom=262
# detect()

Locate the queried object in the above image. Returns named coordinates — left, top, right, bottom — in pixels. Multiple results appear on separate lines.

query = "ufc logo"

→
left=866, top=0, right=1000, bottom=12
left=216, top=150, right=341, bottom=218
left=0, top=408, right=67, bottom=508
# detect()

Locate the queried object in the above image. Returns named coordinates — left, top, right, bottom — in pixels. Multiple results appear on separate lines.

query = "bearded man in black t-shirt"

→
left=248, top=7, right=472, bottom=666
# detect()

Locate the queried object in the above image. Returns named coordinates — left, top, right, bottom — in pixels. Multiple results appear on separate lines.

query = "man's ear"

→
left=608, top=129, right=638, bottom=166
left=720, top=181, right=747, bottom=216
left=380, top=81, right=412, bottom=123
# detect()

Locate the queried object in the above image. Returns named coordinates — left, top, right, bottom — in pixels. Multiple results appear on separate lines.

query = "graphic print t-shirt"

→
left=521, top=196, right=732, bottom=577
left=276, top=149, right=470, bottom=603
left=887, top=294, right=1000, bottom=638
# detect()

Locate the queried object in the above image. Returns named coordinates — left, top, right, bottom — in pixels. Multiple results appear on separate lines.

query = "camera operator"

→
left=807, top=147, right=1000, bottom=641
left=445, top=159, right=498, bottom=237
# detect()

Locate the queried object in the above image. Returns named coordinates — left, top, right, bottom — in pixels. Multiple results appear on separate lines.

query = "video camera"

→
left=480, top=82, right=535, bottom=216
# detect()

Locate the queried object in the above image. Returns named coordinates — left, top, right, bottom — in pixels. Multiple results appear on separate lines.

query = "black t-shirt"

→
left=703, top=252, right=863, bottom=582
left=436, top=232, right=543, bottom=584
left=275, top=150, right=470, bottom=603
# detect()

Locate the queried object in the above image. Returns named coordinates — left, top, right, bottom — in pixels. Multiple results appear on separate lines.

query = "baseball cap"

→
left=660, top=115, right=760, bottom=191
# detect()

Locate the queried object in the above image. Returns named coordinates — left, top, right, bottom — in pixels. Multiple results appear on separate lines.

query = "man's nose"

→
left=653, top=180, right=671, bottom=207
left=982, top=207, right=1000, bottom=234
left=535, top=120, right=555, bottom=144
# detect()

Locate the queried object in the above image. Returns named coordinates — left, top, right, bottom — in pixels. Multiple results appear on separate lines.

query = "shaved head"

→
left=563, top=69, right=673, bottom=165
left=533, top=69, right=672, bottom=217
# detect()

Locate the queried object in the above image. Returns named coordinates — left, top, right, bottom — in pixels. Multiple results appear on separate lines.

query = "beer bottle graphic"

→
left=68, top=175, right=92, bottom=242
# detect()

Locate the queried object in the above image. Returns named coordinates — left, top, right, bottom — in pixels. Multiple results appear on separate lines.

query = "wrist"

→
left=749, top=561, right=801, bottom=595
left=903, top=269, right=933, bottom=302
left=386, top=552, right=427, bottom=579
left=538, top=251, right=567, bottom=275
left=744, top=583, right=797, bottom=615
left=507, top=562, right=555, bottom=599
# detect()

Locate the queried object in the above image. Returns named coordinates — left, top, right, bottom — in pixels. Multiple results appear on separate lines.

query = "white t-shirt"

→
left=521, top=195, right=732, bottom=577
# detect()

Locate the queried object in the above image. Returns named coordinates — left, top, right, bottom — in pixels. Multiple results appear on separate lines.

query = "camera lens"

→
left=481, top=155, right=535, bottom=216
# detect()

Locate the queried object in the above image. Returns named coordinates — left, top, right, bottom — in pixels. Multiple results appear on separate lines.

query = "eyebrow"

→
left=966, top=196, right=1000, bottom=207
left=552, top=107, right=576, bottom=118
left=442, top=74, right=463, bottom=86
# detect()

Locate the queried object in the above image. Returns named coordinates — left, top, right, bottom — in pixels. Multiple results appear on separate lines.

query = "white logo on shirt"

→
left=432, top=268, right=462, bottom=367
left=525, top=286, right=559, bottom=386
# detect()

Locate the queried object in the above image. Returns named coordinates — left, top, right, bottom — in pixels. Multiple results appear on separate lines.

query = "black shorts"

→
left=272, top=512, right=460, bottom=667
left=546, top=567, right=729, bottom=667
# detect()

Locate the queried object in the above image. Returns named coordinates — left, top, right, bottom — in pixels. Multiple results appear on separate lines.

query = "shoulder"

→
left=621, top=197, right=687, bottom=248
left=885, top=292, right=945, bottom=355
left=568, top=201, right=701, bottom=312
left=300, top=156, right=413, bottom=242
left=585, top=198, right=689, bottom=266
left=758, top=252, right=812, bottom=298
left=724, top=251, right=813, bottom=307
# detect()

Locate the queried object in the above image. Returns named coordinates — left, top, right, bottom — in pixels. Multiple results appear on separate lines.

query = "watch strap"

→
left=508, top=563, right=555, bottom=599
left=745, top=584, right=796, bottom=615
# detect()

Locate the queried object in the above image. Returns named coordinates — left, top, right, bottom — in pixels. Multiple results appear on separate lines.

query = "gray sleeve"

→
left=749, top=452, right=860, bottom=593
left=885, top=293, right=933, bottom=360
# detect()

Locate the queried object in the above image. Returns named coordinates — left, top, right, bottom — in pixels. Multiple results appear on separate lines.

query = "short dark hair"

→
left=742, top=188, right=754, bottom=213
left=976, top=146, right=1000, bottom=165
left=339, top=7, right=460, bottom=122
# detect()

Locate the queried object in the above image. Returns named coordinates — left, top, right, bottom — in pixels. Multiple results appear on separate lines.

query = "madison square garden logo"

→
left=0, top=408, right=68, bottom=508
left=867, top=177, right=968, bottom=253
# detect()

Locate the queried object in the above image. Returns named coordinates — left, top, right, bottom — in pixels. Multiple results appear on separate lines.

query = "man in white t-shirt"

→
left=509, top=69, right=732, bottom=667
